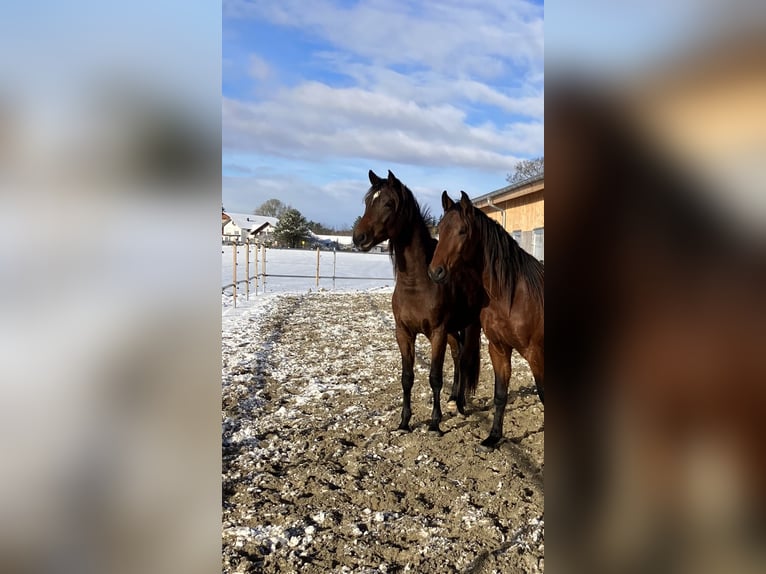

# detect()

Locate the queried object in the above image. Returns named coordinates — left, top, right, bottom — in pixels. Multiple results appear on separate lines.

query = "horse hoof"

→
left=428, top=425, right=444, bottom=436
left=478, top=436, right=502, bottom=451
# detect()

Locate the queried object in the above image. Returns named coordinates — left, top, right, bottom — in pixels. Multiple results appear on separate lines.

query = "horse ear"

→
left=441, top=191, right=454, bottom=211
left=387, top=170, right=398, bottom=184
left=369, top=170, right=382, bottom=185
left=459, top=191, right=474, bottom=220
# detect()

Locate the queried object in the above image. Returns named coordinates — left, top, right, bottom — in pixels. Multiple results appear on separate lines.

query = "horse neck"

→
left=473, top=221, right=509, bottom=298
left=390, top=216, right=434, bottom=279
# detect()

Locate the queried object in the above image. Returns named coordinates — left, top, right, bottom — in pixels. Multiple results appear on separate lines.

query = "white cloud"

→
left=223, top=173, right=366, bottom=228
left=311, top=55, right=543, bottom=119
left=222, top=0, right=544, bottom=224
left=247, top=54, right=271, bottom=81
left=223, top=82, right=536, bottom=171
left=223, top=162, right=509, bottom=229
left=224, top=0, right=543, bottom=77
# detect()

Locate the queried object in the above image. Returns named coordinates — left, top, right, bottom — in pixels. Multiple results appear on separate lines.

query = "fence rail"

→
left=250, top=274, right=393, bottom=280
left=222, top=242, right=394, bottom=307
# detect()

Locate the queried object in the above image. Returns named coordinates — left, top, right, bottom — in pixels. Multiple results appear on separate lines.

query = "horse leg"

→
left=456, top=321, right=482, bottom=415
left=445, top=332, right=461, bottom=413
left=395, top=327, right=415, bottom=431
left=526, top=341, right=544, bottom=404
left=482, top=342, right=511, bottom=448
left=427, top=329, right=448, bottom=433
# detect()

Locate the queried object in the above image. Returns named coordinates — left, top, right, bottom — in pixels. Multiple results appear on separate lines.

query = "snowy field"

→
left=222, top=246, right=395, bottom=296
left=222, top=291, right=544, bottom=572
left=220, top=244, right=544, bottom=572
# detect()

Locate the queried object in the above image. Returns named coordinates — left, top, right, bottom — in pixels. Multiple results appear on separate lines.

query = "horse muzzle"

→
left=353, top=232, right=372, bottom=251
left=428, top=265, right=447, bottom=284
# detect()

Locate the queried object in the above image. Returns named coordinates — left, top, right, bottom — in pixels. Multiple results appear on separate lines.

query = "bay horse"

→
left=352, top=170, right=483, bottom=433
left=429, top=191, right=544, bottom=448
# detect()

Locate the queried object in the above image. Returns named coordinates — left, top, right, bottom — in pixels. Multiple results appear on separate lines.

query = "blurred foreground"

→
left=0, top=3, right=221, bottom=574
left=547, top=4, right=766, bottom=573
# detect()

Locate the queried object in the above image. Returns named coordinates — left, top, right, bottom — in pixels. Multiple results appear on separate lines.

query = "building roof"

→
left=471, top=173, right=544, bottom=205
left=224, top=212, right=279, bottom=232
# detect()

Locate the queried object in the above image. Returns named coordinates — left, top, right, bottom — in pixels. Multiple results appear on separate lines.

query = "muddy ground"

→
left=222, top=291, right=544, bottom=573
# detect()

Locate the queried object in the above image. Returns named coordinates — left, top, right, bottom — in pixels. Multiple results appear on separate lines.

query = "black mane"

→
left=470, top=205, right=544, bottom=307
left=366, top=178, right=435, bottom=271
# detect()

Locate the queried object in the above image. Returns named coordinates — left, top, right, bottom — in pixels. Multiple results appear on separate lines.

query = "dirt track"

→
left=222, top=291, right=544, bottom=573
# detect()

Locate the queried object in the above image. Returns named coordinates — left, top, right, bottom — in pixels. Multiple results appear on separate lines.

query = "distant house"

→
left=311, top=234, right=390, bottom=253
left=304, top=233, right=385, bottom=252
left=222, top=212, right=279, bottom=244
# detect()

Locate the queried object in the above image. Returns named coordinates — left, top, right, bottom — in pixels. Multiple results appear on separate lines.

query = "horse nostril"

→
left=429, top=266, right=446, bottom=283
left=354, top=232, right=367, bottom=246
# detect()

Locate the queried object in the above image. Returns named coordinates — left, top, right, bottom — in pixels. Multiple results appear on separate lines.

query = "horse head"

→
left=352, top=169, right=405, bottom=251
left=429, top=191, right=476, bottom=283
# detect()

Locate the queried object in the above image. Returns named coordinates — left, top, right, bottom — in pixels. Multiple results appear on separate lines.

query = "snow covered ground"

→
left=220, top=245, right=544, bottom=572
left=222, top=246, right=395, bottom=295
left=221, top=290, right=544, bottom=572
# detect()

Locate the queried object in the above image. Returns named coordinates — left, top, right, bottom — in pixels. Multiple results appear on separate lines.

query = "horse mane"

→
left=366, top=178, right=435, bottom=271
left=470, top=205, right=544, bottom=307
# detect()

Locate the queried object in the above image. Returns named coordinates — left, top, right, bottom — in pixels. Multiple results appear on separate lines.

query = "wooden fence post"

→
left=333, top=249, right=337, bottom=290
left=315, top=247, right=320, bottom=288
left=254, top=242, right=259, bottom=296
left=245, top=241, right=250, bottom=301
left=261, top=245, right=266, bottom=292
left=232, top=242, right=238, bottom=308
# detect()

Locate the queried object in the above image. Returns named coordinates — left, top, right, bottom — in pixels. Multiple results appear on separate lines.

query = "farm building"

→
left=471, top=174, right=544, bottom=261
left=222, top=212, right=279, bottom=244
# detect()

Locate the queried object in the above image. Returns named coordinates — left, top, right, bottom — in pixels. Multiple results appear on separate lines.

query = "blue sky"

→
left=222, top=0, right=544, bottom=228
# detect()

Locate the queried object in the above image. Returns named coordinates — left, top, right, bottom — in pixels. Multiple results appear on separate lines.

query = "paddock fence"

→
left=222, top=242, right=395, bottom=307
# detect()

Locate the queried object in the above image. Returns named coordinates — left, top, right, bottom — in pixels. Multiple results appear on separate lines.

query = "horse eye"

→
left=384, top=201, right=394, bottom=209
left=458, top=227, right=467, bottom=235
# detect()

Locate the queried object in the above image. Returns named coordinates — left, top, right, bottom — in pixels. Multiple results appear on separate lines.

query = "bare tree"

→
left=506, top=157, right=544, bottom=184
left=254, top=198, right=288, bottom=218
